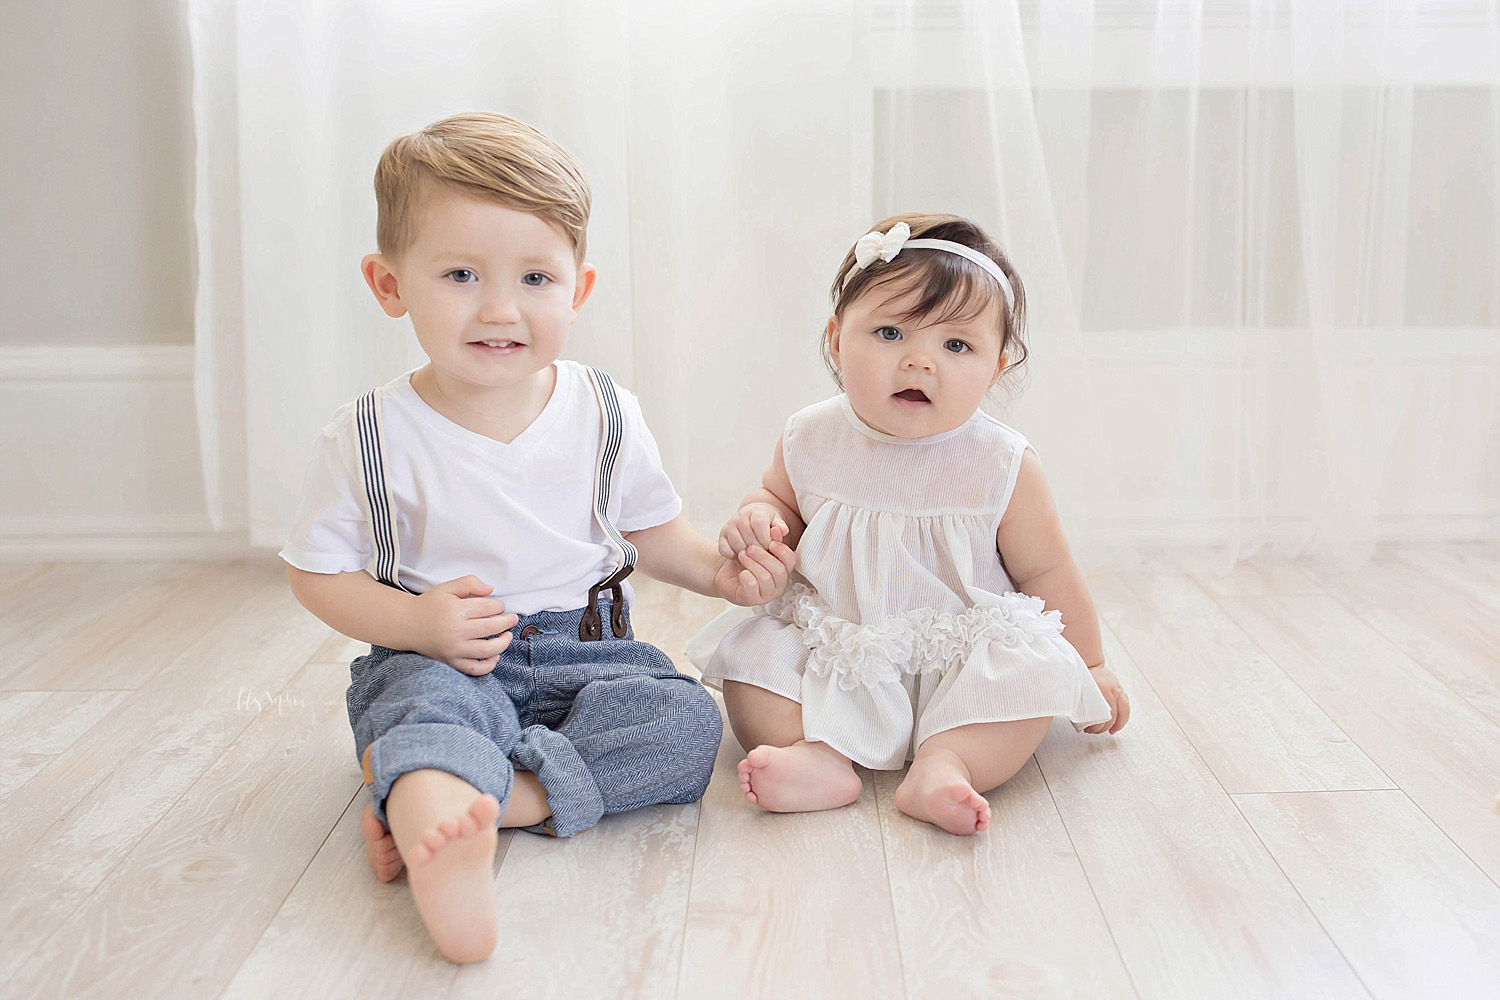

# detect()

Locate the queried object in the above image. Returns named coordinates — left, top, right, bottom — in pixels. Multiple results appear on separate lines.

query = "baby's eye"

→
left=875, top=326, right=902, bottom=341
left=522, top=272, right=550, bottom=287
left=944, top=339, right=973, bottom=354
left=445, top=269, right=478, bottom=284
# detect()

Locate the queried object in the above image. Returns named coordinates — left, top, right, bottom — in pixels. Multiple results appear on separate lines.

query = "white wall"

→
left=0, top=0, right=225, bottom=559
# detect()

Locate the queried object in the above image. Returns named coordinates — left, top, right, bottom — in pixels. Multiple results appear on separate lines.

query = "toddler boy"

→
left=281, top=112, right=793, bottom=963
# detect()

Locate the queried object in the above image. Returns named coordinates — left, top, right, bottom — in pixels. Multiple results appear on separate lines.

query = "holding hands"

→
left=409, top=575, right=519, bottom=675
left=714, top=502, right=797, bottom=606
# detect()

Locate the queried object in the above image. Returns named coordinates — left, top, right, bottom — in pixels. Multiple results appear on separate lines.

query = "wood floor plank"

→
left=872, top=762, right=1136, bottom=999
left=1235, top=790, right=1500, bottom=999
left=4, top=650, right=358, bottom=999
left=0, top=566, right=141, bottom=653
left=1391, top=543, right=1500, bottom=599
left=0, top=563, right=172, bottom=662
left=1033, top=625, right=1370, bottom=1000
left=0, top=690, right=128, bottom=804
left=676, top=715, right=905, bottom=999
left=220, top=795, right=477, bottom=1000
left=310, top=631, right=368, bottom=665
left=0, top=561, right=331, bottom=986
left=1, top=561, right=249, bottom=691
left=0, top=563, right=51, bottom=598
left=1166, top=550, right=1328, bottom=597
left=1211, top=590, right=1500, bottom=887
left=1093, top=571, right=1391, bottom=794
left=1297, top=553, right=1500, bottom=727
left=450, top=801, right=700, bottom=1000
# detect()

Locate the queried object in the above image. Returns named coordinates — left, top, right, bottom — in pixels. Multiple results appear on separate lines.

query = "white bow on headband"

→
left=844, top=222, right=1016, bottom=313
left=854, top=222, right=913, bottom=269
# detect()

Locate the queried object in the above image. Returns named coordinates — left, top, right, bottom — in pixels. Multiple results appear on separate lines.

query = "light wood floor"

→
left=1, top=546, right=1498, bottom=999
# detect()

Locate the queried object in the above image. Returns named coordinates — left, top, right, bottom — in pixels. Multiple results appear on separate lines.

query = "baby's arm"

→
left=995, top=450, right=1130, bottom=734
left=720, top=438, right=805, bottom=557
left=286, top=566, right=518, bottom=675
left=626, top=515, right=795, bottom=607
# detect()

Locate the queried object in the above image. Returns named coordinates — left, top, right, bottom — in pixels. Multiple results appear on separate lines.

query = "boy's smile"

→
left=362, top=189, right=595, bottom=438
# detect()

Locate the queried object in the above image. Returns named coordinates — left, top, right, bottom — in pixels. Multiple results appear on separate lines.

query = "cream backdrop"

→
left=190, top=0, right=1500, bottom=567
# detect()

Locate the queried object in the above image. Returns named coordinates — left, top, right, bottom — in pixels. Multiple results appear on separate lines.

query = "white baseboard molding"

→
left=1, top=344, right=222, bottom=562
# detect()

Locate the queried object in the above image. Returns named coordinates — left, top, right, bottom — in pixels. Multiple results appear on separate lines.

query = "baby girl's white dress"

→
left=691, top=395, right=1113, bottom=769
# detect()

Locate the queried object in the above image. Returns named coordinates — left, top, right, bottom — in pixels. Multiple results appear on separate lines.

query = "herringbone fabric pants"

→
left=347, top=596, right=722, bottom=837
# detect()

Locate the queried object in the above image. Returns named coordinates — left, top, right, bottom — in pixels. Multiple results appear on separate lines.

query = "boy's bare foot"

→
left=737, top=741, right=863, bottom=813
left=387, top=770, right=501, bottom=964
left=892, top=749, right=991, bottom=836
left=362, top=802, right=404, bottom=882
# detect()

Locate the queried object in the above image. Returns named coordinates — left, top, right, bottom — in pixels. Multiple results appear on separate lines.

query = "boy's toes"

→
left=362, top=802, right=406, bottom=880
left=469, top=793, right=501, bottom=830
left=361, top=802, right=386, bottom=840
left=374, top=852, right=404, bottom=882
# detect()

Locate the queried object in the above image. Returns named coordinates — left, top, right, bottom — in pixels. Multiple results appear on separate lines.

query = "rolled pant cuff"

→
left=510, top=724, right=605, bottom=837
left=367, top=723, right=515, bottom=829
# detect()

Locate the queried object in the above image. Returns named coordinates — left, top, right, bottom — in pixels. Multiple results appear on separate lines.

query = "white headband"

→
left=841, top=221, right=1015, bottom=314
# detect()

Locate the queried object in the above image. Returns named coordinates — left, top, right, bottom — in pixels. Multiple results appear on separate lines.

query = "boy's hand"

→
left=715, top=541, right=796, bottom=607
left=409, top=575, right=519, bottom=676
left=718, top=503, right=789, bottom=558
left=1084, top=664, right=1130, bottom=735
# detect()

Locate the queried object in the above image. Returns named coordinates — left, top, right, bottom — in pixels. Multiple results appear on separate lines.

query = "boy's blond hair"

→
left=374, top=112, right=591, bottom=263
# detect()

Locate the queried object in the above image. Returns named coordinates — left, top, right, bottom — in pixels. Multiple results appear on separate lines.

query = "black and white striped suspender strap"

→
left=581, top=367, right=636, bottom=641
left=353, top=372, right=635, bottom=624
left=354, top=389, right=412, bottom=593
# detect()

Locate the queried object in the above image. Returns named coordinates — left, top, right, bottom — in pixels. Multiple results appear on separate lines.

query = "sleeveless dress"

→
left=692, top=395, right=1113, bottom=770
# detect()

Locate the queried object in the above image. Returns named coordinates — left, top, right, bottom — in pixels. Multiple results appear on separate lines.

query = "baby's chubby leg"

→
left=893, top=717, right=1051, bottom=836
left=723, top=680, right=864, bottom=813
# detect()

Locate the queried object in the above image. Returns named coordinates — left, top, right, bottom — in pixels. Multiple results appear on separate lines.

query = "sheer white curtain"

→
left=191, top=0, right=1500, bottom=564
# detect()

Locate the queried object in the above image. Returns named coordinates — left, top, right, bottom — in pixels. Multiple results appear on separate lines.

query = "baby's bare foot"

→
left=362, top=802, right=404, bottom=882
left=737, top=742, right=863, bottom=813
left=404, top=793, right=501, bottom=963
left=893, top=753, right=992, bottom=836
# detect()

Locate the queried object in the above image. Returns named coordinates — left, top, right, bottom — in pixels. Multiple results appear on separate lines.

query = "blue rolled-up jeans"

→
left=346, top=596, right=722, bottom=838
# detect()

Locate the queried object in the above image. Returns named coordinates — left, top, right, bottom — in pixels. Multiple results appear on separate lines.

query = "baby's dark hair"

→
left=823, top=212, right=1028, bottom=391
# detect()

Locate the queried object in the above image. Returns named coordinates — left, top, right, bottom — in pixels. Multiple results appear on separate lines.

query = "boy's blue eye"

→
left=445, top=269, right=477, bottom=283
left=876, top=326, right=902, bottom=341
left=944, top=339, right=972, bottom=354
left=522, top=272, right=550, bottom=286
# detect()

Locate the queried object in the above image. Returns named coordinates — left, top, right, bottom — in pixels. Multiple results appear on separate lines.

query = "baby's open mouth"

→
left=893, top=388, right=930, bottom=403
left=472, top=339, right=524, bottom=349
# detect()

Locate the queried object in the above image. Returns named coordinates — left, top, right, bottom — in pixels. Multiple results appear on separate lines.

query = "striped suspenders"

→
left=354, top=391, right=412, bottom=593
left=578, top=367, right=637, bottom=641
left=354, top=367, right=636, bottom=641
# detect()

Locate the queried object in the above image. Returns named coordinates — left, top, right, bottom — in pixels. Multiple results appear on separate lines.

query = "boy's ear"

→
left=825, top=315, right=841, bottom=367
left=362, top=254, right=407, bottom=318
left=570, top=263, right=597, bottom=317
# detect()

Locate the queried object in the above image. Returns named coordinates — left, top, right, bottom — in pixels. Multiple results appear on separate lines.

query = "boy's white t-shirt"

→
left=279, top=361, right=682, bottom=616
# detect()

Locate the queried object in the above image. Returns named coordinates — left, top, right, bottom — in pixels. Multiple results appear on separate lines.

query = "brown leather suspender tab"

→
left=579, top=564, right=633, bottom=642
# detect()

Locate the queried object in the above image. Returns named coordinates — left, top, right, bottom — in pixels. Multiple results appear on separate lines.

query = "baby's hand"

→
left=714, top=541, right=797, bottom=607
left=1084, top=664, right=1131, bottom=735
left=718, top=503, right=789, bottom=559
left=409, top=575, right=519, bottom=676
